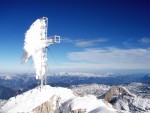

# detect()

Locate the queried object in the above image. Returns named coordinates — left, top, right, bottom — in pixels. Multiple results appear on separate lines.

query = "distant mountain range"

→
left=141, top=74, right=150, bottom=83
left=0, top=86, right=15, bottom=99
left=0, top=72, right=149, bottom=91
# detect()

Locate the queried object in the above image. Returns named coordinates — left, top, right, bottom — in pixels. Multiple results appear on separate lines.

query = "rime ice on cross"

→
left=23, top=17, right=60, bottom=87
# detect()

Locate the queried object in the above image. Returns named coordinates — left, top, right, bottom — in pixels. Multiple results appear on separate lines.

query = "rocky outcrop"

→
left=104, top=86, right=136, bottom=111
left=32, top=100, right=54, bottom=113
left=70, top=108, right=86, bottom=113
left=32, top=95, right=59, bottom=113
left=104, top=86, right=135, bottom=102
left=32, top=94, right=87, bottom=113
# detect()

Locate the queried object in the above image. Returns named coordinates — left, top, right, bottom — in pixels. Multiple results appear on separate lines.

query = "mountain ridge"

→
left=1, top=85, right=119, bottom=113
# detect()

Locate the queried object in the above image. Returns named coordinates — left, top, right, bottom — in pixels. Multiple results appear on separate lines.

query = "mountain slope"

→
left=1, top=85, right=118, bottom=113
left=0, top=86, right=16, bottom=99
left=141, top=74, right=150, bottom=83
left=104, top=86, right=150, bottom=113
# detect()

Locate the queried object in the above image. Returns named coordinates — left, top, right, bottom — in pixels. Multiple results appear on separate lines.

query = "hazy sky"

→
left=0, top=0, right=150, bottom=73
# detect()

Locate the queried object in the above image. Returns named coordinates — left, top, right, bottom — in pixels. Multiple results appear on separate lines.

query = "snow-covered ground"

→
left=1, top=85, right=121, bottom=113
left=71, top=84, right=110, bottom=97
left=71, top=83, right=150, bottom=113
left=0, top=99, right=7, bottom=108
left=1, top=83, right=150, bottom=113
left=1, top=85, right=74, bottom=113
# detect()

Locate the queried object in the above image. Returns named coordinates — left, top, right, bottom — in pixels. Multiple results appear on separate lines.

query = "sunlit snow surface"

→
left=1, top=85, right=120, bottom=113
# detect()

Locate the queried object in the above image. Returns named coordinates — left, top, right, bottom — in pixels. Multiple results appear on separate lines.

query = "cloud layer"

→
left=139, top=37, right=150, bottom=43
left=61, top=38, right=108, bottom=47
left=56, top=37, right=150, bottom=72
left=75, top=38, right=108, bottom=47
left=67, top=47, right=150, bottom=70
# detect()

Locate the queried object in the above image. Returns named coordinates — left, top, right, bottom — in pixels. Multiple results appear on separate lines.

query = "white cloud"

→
left=75, top=41, right=94, bottom=47
left=75, top=38, right=108, bottom=47
left=123, top=39, right=137, bottom=47
left=60, top=38, right=73, bottom=43
left=60, top=37, right=108, bottom=47
left=67, top=47, right=150, bottom=70
left=138, top=37, right=150, bottom=43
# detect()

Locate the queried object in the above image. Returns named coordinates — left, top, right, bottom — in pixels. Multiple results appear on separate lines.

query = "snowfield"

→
left=1, top=85, right=74, bottom=113
left=71, top=84, right=110, bottom=97
left=71, top=83, right=150, bottom=113
left=1, top=85, right=121, bottom=113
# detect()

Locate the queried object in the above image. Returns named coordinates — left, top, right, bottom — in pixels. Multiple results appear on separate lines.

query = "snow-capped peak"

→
left=1, top=85, right=119, bottom=113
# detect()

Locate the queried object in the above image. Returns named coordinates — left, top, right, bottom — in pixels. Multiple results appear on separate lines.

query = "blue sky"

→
left=0, top=0, right=150, bottom=74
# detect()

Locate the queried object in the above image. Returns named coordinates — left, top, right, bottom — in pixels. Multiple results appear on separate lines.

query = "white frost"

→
left=23, top=17, right=52, bottom=80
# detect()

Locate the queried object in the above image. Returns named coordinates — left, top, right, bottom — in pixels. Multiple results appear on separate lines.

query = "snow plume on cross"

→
left=22, top=17, right=60, bottom=86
